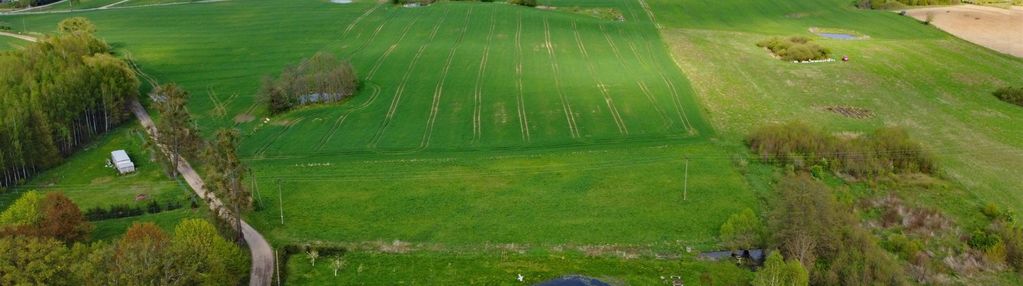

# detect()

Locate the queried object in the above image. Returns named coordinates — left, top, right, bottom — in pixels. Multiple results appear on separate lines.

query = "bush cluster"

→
left=84, top=200, right=184, bottom=221
left=260, top=52, right=359, bottom=115
left=747, top=122, right=935, bottom=178
left=508, top=0, right=538, bottom=7
left=993, top=86, right=1023, bottom=107
left=756, top=36, right=831, bottom=62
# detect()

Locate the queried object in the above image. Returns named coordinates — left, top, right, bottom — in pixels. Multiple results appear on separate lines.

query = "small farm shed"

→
left=111, top=150, right=135, bottom=174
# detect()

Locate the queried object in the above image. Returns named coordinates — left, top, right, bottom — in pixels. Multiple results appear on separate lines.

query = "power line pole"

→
left=277, top=179, right=284, bottom=225
left=683, top=158, right=689, bottom=201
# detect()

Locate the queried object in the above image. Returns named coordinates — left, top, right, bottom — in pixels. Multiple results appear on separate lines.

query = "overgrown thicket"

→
left=756, top=36, right=831, bottom=62
left=857, top=0, right=958, bottom=9
left=0, top=18, right=139, bottom=189
left=747, top=122, right=935, bottom=178
left=0, top=191, right=247, bottom=285
left=260, top=52, right=358, bottom=115
left=4, top=0, right=62, bottom=8
left=771, top=175, right=906, bottom=285
left=508, top=0, right=538, bottom=7
left=993, top=86, right=1023, bottom=107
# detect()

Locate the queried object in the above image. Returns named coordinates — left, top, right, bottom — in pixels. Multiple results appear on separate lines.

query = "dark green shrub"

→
left=994, top=86, right=1023, bottom=107
left=509, top=0, right=537, bottom=7
left=756, top=36, right=831, bottom=62
left=747, top=122, right=935, bottom=178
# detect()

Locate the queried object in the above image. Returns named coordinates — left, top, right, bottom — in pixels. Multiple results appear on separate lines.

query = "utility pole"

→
left=277, top=179, right=284, bottom=225
left=683, top=158, right=689, bottom=201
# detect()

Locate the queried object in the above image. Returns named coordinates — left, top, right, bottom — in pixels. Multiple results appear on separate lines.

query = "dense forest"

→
left=0, top=18, right=140, bottom=188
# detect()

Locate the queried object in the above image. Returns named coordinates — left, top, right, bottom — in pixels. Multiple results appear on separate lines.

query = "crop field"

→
left=1, top=0, right=742, bottom=252
left=649, top=0, right=1023, bottom=210
left=9, top=0, right=1022, bottom=283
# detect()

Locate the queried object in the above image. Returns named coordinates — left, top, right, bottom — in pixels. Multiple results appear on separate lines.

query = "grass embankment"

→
left=651, top=0, right=1023, bottom=212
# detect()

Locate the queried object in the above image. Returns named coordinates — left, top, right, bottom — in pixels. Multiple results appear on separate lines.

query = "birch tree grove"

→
left=0, top=18, right=139, bottom=188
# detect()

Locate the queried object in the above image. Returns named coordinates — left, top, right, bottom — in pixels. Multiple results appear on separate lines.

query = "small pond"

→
left=535, top=276, right=611, bottom=286
left=330, top=0, right=352, bottom=3
left=818, top=33, right=857, bottom=40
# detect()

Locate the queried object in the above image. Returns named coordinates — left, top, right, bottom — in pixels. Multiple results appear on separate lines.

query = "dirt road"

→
left=0, top=31, right=37, bottom=42
left=906, top=5, right=1023, bottom=57
left=128, top=99, right=273, bottom=286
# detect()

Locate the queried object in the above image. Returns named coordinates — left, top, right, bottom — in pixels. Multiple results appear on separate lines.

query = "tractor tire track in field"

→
left=472, top=9, right=497, bottom=144
left=255, top=118, right=302, bottom=156
left=206, top=87, right=228, bottom=119
left=420, top=7, right=474, bottom=150
left=659, top=73, right=695, bottom=133
left=364, top=15, right=420, bottom=80
left=341, top=3, right=382, bottom=40
left=514, top=13, right=531, bottom=143
left=637, top=82, right=673, bottom=130
left=348, top=9, right=399, bottom=63
left=316, top=84, right=382, bottom=151
left=544, top=17, right=580, bottom=138
left=369, top=12, right=449, bottom=148
left=574, top=21, right=627, bottom=135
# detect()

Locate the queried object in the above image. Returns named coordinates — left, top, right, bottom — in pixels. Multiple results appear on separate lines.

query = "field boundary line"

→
left=575, top=21, right=627, bottom=135
left=514, top=12, right=531, bottom=143
left=369, top=11, right=448, bottom=148
left=420, top=7, right=474, bottom=150
left=472, top=8, right=496, bottom=144
left=544, top=17, right=579, bottom=138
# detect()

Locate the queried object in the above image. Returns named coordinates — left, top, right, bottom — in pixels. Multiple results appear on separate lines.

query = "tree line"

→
left=0, top=18, right=140, bottom=189
left=0, top=191, right=248, bottom=285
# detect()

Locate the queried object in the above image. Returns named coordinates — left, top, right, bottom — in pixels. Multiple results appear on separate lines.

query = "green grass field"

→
left=0, top=124, right=191, bottom=210
left=0, top=35, right=28, bottom=51
left=4, top=0, right=1023, bottom=283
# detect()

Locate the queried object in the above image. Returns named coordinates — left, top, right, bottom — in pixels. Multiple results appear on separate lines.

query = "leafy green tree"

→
left=753, top=251, right=808, bottom=286
left=720, top=208, right=763, bottom=250
left=171, top=218, right=248, bottom=285
left=204, top=128, right=250, bottom=242
left=57, top=17, right=96, bottom=34
left=111, top=222, right=172, bottom=285
left=0, top=191, right=43, bottom=227
left=0, top=236, right=73, bottom=285
left=154, top=84, right=201, bottom=179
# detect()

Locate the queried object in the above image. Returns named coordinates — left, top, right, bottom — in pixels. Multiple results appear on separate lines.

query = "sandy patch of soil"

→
left=233, top=113, right=255, bottom=123
left=906, top=5, right=1023, bottom=57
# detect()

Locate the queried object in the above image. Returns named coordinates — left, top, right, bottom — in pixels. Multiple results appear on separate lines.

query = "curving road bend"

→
left=129, top=99, right=273, bottom=286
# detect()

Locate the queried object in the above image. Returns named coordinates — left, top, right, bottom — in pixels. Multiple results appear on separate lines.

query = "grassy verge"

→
left=285, top=248, right=751, bottom=285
